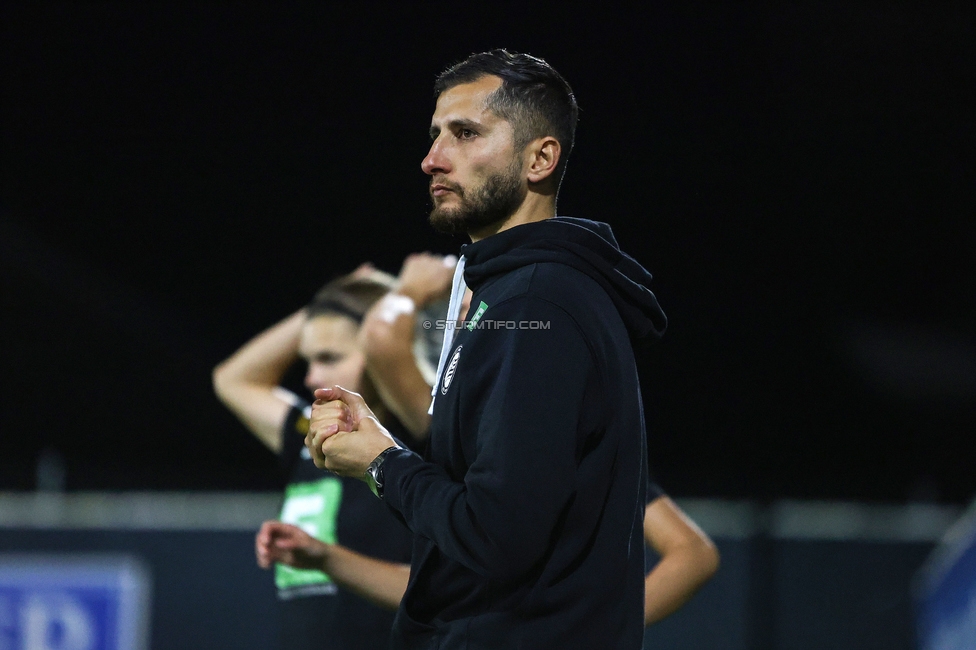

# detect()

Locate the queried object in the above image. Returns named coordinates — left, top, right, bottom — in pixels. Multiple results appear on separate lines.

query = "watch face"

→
left=365, top=469, right=380, bottom=498
left=365, top=447, right=398, bottom=499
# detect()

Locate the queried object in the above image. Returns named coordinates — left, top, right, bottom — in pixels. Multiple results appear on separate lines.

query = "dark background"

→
left=2, top=2, right=973, bottom=502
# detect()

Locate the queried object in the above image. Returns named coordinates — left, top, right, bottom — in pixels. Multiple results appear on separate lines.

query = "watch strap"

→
left=365, top=445, right=401, bottom=499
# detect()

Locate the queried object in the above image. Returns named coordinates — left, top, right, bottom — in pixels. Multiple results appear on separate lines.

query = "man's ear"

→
left=525, top=136, right=561, bottom=185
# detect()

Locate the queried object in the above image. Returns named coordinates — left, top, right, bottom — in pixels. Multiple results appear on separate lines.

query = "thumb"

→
left=313, top=385, right=373, bottom=422
left=273, top=536, right=301, bottom=550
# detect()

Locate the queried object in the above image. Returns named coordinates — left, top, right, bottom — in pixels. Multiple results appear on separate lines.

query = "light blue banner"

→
left=916, top=500, right=976, bottom=650
left=0, top=555, right=150, bottom=650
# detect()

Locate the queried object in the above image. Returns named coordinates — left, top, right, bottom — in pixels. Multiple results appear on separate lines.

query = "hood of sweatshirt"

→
left=460, top=217, right=667, bottom=341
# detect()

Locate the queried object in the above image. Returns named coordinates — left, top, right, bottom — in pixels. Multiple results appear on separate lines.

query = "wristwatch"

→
left=364, top=446, right=401, bottom=499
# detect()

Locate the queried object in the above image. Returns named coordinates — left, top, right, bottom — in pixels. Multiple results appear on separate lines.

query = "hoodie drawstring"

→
left=429, top=254, right=467, bottom=415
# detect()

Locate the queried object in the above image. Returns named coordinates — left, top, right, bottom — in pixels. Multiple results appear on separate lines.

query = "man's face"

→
left=299, top=314, right=365, bottom=394
left=422, top=75, right=527, bottom=237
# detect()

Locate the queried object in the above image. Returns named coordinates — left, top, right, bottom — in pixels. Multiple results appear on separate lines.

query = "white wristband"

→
left=375, top=293, right=416, bottom=324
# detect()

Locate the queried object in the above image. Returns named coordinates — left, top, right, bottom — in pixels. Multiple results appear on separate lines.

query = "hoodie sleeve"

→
left=381, top=295, right=597, bottom=583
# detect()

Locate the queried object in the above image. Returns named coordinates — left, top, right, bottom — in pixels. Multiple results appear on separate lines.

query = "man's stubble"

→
left=428, top=156, right=526, bottom=237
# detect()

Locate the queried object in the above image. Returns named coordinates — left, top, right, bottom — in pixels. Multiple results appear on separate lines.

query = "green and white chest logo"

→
left=441, top=345, right=462, bottom=395
left=466, top=301, right=488, bottom=330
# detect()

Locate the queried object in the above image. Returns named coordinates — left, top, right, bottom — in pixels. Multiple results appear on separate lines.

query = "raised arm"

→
left=255, top=520, right=409, bottom=611
left=359, top=253, right=455, bottom=440
left=643, top=496, right=720, bottom=625
left=212, top=310, right=305, bottom=452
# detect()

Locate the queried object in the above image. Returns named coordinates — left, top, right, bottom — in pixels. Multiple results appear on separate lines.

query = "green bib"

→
left=275, top=477, right=343, bottom=593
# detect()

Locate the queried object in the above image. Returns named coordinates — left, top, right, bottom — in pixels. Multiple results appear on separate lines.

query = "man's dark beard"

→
left=428, top=161, right=526, bottom=236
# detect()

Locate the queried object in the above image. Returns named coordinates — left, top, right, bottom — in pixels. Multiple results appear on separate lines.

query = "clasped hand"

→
left=305, top=386, right=398, bottom=478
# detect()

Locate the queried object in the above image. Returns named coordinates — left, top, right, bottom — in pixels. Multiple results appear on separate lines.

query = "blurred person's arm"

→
left=359, top=253, right=455, bottom=440
left=212, top=310, right=305, bottom=452
left=643, top=496, right=720, bottom=625
left=255, top=520, right=408, bottom=611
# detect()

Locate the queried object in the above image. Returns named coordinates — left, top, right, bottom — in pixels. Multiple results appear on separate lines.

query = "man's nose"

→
left=422, top=139, right=450, bottom=176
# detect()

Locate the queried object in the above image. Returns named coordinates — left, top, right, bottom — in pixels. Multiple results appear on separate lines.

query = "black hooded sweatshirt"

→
left=381, top=217, right=667, bottom=650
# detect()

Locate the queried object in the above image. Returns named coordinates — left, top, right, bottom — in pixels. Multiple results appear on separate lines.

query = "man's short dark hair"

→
left=434, top=49, right=578, bottom=187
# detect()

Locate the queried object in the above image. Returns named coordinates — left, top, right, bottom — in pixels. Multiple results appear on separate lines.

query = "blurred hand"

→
left=350, top=262, right=377, bottom=279
left=396, top=253, right=457, bottom=309
left=255, top=520, right=328, bottom=571
left=306, top=385, right=399, bottom=477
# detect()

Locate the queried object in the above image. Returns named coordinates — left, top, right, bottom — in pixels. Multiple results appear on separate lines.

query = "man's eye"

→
left=459, top=128, right=476, bottom=139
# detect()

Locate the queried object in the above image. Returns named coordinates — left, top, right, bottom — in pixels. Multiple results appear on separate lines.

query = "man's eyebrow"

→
left=448, top=118, right=482, bottom=132
left=429, top=118, right=483, bottom=139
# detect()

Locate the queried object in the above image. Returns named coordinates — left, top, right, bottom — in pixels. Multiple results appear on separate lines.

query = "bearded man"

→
left=305, top=50, right=668, bottom=650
